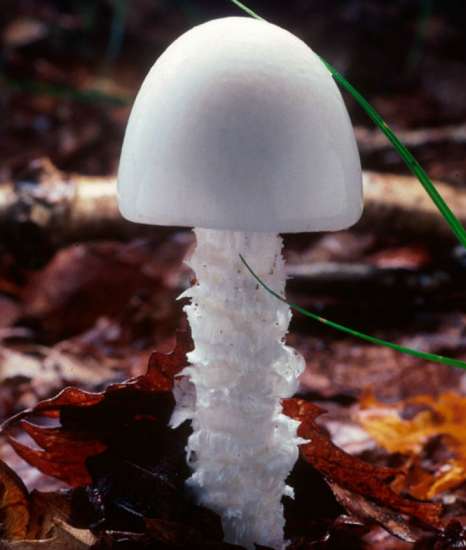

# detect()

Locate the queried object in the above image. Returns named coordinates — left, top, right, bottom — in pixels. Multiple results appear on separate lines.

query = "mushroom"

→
left=117, top=16, right=362, bottom=550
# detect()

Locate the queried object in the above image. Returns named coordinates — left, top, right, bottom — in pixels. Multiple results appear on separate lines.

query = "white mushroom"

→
left=118, top=17, right=362, bottom=550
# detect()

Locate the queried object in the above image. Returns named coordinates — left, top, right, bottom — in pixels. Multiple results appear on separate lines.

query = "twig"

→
left=360, top=171, right=466, bottom=240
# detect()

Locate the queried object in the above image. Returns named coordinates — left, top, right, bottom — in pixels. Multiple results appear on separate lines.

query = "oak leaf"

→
left=1, top=332, right=192, bottom=487
left=283, top=398, right=443, bottom=542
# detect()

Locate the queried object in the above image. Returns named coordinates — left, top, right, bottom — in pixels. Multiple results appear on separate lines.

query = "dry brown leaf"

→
left=0, top=460, right=29, bottom=540
left=284, top=398, right=443, bottom=541
left=329, top=483, right=427, bottom=544
left=1, top=332, right=192, bottom=487
left=0, top=456, right=91, bottom=549
left=1, top=521, right=96, bottom=549
left=21, top=239, right=184, bottom=342
left=0, top=346, right=115, bottom=413
left=26, top=491, right=71, bottom=540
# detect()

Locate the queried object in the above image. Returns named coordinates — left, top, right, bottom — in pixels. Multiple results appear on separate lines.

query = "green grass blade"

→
left=320, top=60, right=466, bottom=249
left=229, top=0, right=265, bottom=20
left=240, top=255, right=466, bottom=370
left=228, top=0, right=466, bottom=370
left=227, top=0, right=466, bottom=249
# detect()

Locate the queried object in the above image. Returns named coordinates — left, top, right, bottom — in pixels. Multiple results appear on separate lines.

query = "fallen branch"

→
left=360, top=171, right=466, bottom=241
left=0, top=159, right=464, bottom=250
left=355, top=123, right=466, bottom=153
left=0, top=159, right=143, bottom=246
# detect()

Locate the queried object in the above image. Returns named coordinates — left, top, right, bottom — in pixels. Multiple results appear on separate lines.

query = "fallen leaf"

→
left=0, top=331, right=200, bottom=548
left=1, top=521, right=96, bottom=549
left=21, top=239, right=185, bottom=341
left=0, top=345, right=116, bottom=417
left=0, top=460, right=29, bottom=540
left=283, top=398, right=443, bottom=541
left=329, top=483, right=428, bottom=543
left=0, top=461, right=76, bottom=549
left=1, top=332, right=192, bottom=488
left=26, top=490, right=71, bottom=540
left=357, top=391, right=466, bottom=500
left=0, top=331, right=242, bottom=548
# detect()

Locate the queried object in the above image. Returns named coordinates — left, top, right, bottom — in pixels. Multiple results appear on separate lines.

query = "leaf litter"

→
left=0, top=333, right=464, bottom=548
left=0, top=230, right=466, bottom=547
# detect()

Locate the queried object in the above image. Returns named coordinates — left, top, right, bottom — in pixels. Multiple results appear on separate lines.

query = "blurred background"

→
left=1, top=0, right=465, bottom=179
left=1, top=0, right=466, bottom=428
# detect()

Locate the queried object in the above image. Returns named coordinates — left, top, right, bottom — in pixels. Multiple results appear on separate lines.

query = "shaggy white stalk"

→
left=118, top=18, right=362, bottom=548
left=171, top=228, right=305, bottom=550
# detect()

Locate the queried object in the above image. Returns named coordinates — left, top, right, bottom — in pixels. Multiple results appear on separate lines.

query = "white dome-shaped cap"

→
left=118, top=17, right=363, bottom=233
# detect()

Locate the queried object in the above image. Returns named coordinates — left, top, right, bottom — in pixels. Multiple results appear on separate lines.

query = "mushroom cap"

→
left=118, top=17, right=363, bottom=233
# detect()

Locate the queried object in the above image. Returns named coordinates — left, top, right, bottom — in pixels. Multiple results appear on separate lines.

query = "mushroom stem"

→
left=173, top=228, right=305, bottom=550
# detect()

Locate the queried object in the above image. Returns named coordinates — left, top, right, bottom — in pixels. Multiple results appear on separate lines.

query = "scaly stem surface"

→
left=171, top=228, right=305, bottom=550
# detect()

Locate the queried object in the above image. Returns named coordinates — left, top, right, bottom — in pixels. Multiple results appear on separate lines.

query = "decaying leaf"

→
left=328, top=483, right=427, bottom=543
left=0, top=460, right=29, bottom=540
left=0, top=332, right=228, bottom=549
left=1, top=331, right=192, bottom=488
left=0, top=455, right=86, bottom=549
left=283, top=398, right=443, bottom=541
left=1, top=521, right=96, bottom=549
left=2, top=332, right=454, bottom=547
left=21, top=239, right=187, bottom=342
left=0, top=345, right=117, bottom=416
left=358, top=391, right=466, bottom=500
left=1, top=330, right=248, bottom=548
left=25, top=490, right=71, bottom=540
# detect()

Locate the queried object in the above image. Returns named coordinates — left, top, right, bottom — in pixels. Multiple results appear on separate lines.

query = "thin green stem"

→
left=227, top=0, right=466, bottom=249
left=240, top=255, right=466, bottom=370
left=320, top=60, right=466, bottom=249
left=227, top=0, right=466, bottom=370
left=228, top=0, right=265, bottom=20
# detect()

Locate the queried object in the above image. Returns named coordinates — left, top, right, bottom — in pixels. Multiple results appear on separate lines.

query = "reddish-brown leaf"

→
left=20, top=237, right=190, bottom=343
left=6, top=437, right=95, bottom=488
left=283, top=398, right=443, bottom=535
left=34, top=387, right=105, bottom=414
left=21, top=242, right=159, bottom=340
left=1, top=332, right=192, bottom=488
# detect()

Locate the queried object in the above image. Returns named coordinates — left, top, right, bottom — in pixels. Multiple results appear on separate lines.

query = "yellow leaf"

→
left=357, top=391, right=466, bottom=499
